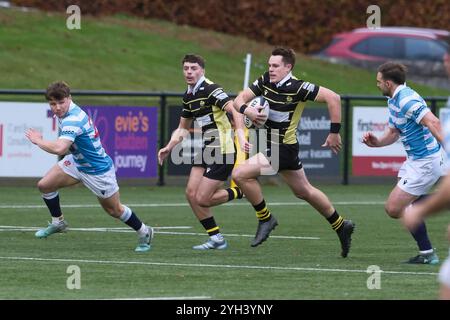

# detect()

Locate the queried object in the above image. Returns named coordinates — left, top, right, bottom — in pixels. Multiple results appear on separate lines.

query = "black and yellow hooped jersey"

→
left=249, top=71, right=319, bottom=145
left=181, top=78, right=234, bottom=154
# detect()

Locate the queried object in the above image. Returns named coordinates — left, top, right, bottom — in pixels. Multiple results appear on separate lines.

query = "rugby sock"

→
left=120, top=205, right=144, bottom=232
left=327, top=210, right=344, bottom=232
left=226, top=187, right=243, bottom=201
left=42, top=192, right=63, bottom=222
left=200, top=216, right=220, bottom=236
left=253, top=200, right=271, bottom=222
left=410, top=195, right=433, bottom=251
left=137, top=223, right=149, bottom=237
left=410, top=222, right=433, bottom=251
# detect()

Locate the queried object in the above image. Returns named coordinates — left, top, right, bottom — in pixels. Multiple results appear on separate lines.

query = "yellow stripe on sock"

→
left=258, top=211, right=271, bottom=221
left=335, top=219, right=344, bottom=230
left=256, top=207, right=268, bottom=215
left=256, top=209, right=268, bottom=218
left=232, top=188, right=238, bottom=199
left=332, top=217, right=344, bottom=230
left=207, top=226, right=219, bottom=233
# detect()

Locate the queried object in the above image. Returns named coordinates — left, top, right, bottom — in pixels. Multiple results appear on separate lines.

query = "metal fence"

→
left=0, top=89, right=448, bottom=185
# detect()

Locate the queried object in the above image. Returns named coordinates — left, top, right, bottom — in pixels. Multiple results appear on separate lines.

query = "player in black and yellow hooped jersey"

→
left=232, top=47, right=355, bottom=257
left=158, top=54, right=250, bottom=250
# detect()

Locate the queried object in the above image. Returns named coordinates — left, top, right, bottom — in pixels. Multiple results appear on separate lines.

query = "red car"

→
left=318, top=27, right=449, bottom=62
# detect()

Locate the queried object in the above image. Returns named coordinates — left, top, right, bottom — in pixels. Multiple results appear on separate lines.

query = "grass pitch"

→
left=0, top=184, right=448, bottom=300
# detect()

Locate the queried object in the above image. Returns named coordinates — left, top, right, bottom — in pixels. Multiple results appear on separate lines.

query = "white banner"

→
left=0, top=102, right=58, bottom=177
left=352, top=106, right=405, bottom=157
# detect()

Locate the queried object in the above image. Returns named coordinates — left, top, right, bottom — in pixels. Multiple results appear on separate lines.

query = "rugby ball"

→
left=243, top=96, right=270, bottom=129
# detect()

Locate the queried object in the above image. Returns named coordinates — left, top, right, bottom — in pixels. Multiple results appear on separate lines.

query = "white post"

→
left=243, top=53, right=252, bottom=89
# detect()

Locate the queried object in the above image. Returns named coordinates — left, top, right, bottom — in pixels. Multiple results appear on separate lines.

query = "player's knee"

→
left=37, top=179, right=51, bottom=193
left=185, top=187, right=196, bottom=202
left=231, top=168, right=244, bottom=184
left=196, top=193, right=211, bottom=207
left=384, top=203, right=401, bottom=218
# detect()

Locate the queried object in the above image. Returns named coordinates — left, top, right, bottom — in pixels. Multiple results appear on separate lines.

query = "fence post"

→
left=342, top=97, right=350, bottom=185
left=158, top=94, right=167, bottom=186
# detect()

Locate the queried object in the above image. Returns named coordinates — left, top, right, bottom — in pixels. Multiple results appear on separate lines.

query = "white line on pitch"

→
left=0, top=225, right=319, bottom=240
left=0, top=201, right=385, bottom=209
left=0, top=256, right=437, bottom=276
left=0, top=225, right=192, bottom=230
left=101, top=296, right=211, bottom=300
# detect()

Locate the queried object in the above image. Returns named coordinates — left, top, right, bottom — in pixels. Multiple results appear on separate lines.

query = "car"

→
left=317, top=27, right=449, bottom=62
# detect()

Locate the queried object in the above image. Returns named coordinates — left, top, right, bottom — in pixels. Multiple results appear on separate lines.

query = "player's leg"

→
left=97, top=191, right=153, bottom=252
left=232, top=152, right=278, bottom=247
left=186, top=166, right=227, bottom=250
left=77, top=166, right=152, bottom=252
left=204, top=184, right=243, bottom=207
left=280, top=168, right=354, bottom=258
left=35, top=157, right=80, bottom=239
left=390, top=156, right=441, bottom=264
left=196, top=161, right=243, bottom=207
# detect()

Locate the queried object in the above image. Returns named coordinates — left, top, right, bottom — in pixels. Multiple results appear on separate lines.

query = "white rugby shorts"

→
left=58, top=155, right=119, bottom=199
left=397, top=149, right=447, bottom=196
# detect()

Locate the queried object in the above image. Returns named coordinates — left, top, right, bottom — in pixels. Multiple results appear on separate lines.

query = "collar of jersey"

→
left=60, top=101, right=76, bottom=119
left=389, top=84, right=407, bottom=100
left=275, top=72, right=292, bottom=88
left=187, top=75, right=206, bottom=95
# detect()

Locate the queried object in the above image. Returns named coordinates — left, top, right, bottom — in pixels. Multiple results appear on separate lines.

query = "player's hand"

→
left=362, top=132, right=379, bottom=147
left=236, top=129, right=252, bottom=153
left=245, top=105, right=267, bottom=126
left=322, top=133, right=342, bottom=154
left=25, top=128, right=43, bottom=145
left=158, top=147, right=170, bottom=166
left=402, top=205, right=423, bottom=232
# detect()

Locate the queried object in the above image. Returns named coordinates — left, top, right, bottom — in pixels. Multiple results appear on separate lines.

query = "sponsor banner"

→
left=297, top=108, right=340, bottom=177
left=352, top=106, right=406, bottom=176
left=0, top=102, right=58, bottom=177
left=353, top=156, right=405, bottom=176
left=83, top=106, right=158, bottom=178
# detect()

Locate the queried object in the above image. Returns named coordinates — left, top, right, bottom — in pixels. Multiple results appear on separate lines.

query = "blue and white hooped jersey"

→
left=58, top=102, right=113, bottom=174
left=388, top=85, right=440, bottom=160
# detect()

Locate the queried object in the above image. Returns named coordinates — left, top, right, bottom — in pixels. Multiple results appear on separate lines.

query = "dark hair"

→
left=271, top=47, right=296, bottom=69
left=182, top=54, right=205, bottom=68
left=377, top=62, right=407, bottom=84
left=45, top=81, right=71, bottom=101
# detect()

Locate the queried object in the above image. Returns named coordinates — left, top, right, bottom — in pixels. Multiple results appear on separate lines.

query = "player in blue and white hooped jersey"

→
left=402, top=48, right=450, bottom=299
left=25, top=81, right=153, bottom=252
left=363, top=62, right=446, bottom=265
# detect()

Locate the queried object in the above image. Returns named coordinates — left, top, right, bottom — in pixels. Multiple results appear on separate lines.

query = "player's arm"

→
left=403, top=173, right=450, bottom=230
left=420, top=112, right=443, bottom=144
left=224, top=101, right=251, bottom=152
left=158, top=117, right=192, bottom=165
left=362, top=127, right=399, bottom=147
left=314, top=86, right=342, bottom=154
left=25, top=128, right=72, bottom=155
